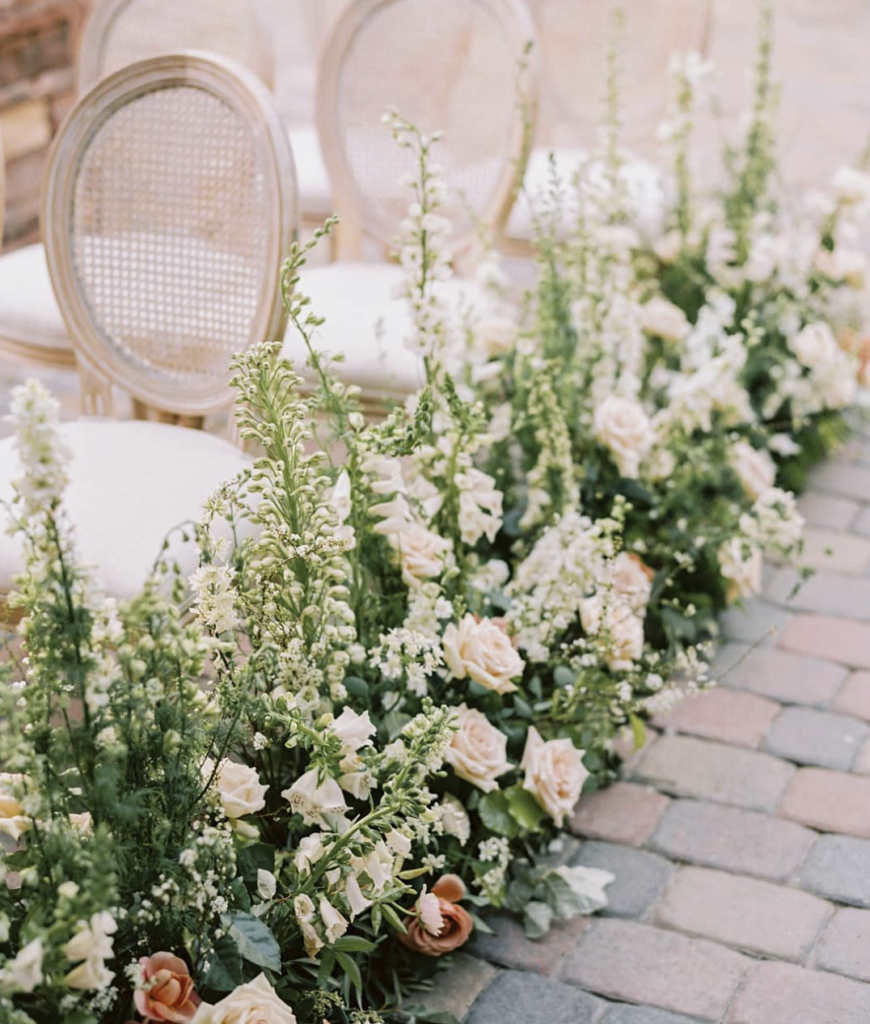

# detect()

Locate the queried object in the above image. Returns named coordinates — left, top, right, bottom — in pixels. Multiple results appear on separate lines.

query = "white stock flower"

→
left=282, top=770, right=348, bottom=827
left=594, top=396, right=654, bottom=479
left=475, top=316, right=517, bottom=358
left=730, top=441, right=776, bottom=501
left=520, top=727, right=588, bottom=828
left=832, top=165, right=870, bottom=205
left=639, top=297, right=690, bottom=343
left=8, top=379, right=71, bottom=517
left=719, top=538, right=763, bottom=603
left=0, top=938, right=43, bottom=995
left=437, top=793, right=471, bottom=844
left=189, top=564, right=239, bottom=635
left=319, top=896, right=349, bottom=944
left=442, top=615, right=524, bottom=695
left=455, top=469, right=503, bottom=545
left=192, top=974, right=297, bottom=1024
left=64, top=911, right=117, bottom=990
left=0, top=773, right=31, bottom=842
left=444, top=704, right=513, bottom=793
left=814, top=248, right=868, bottom=288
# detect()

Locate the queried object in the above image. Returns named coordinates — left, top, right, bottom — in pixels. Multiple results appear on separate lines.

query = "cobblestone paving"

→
left=435, top=421, right=870, bottom=1024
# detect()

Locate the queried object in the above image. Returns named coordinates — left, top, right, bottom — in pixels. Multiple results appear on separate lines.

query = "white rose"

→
left=442, top=615, right=524, bottom=695
left=192, top=974, right=297, bottom=1024
left=719, top=538, right=763, bottom=603
left=207, top=760, right=268, bottom=820
left=832, top=165, right=870, bottom=205
left=790, top=322, right=838, bottom=369
left=476, top=316, right=517, bottom=357
left=594, top=396, right=654, bottom=479
left=0, top=773, right=30, bottom=842
left=520, top=727, right=588, bottom=827
left=611, top=552, right=654, bottom=614
left=730, top=441, right=776, bottom=501
left=391, top=524, right=451, bottom=587
left=639, top=297, right=690, bottom=343
left=445, top=704, right=513, bottom=793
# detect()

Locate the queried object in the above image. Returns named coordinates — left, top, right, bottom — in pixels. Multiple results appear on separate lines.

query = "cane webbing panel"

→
left=70, top=85, right=270, bottom=385
left=323, top=0, right=532, bottom=253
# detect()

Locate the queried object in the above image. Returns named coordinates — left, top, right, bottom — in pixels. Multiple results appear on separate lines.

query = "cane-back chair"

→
left=0, top=53, right=297, bottom=604
left=505, top=0, right=714, bottom=247
left=0, top=125, right=5, bottom=245
left=283, top=0, right=538, bottom=408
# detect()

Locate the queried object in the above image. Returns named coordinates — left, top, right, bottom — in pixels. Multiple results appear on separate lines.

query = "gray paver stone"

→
left=800, top=835, right=870, bottom=907
left=466, top=969, right=603, bottom=1024
left=763, top=706, right=870, bottom=769
left=417, top=953, right=497, bottom=1020
left=601, top=1008, right=703, bottom=1024
left=570, top=841, right=672, bottom=918
left=468, top=910, right=590, bottom=975
left=815, top=908, right=870, bottom=983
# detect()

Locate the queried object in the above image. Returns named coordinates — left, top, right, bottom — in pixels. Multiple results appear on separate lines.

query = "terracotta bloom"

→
left=399, top=875, right=473, bottom=956
left=134, top=953, right=200, bottom=1023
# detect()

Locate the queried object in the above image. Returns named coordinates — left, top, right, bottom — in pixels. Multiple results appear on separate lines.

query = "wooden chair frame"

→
left=43, top=52, right=297, bottom=419
left=76, top=0, right=276, bottom=96
left=315, top=0, right=539, bottom=260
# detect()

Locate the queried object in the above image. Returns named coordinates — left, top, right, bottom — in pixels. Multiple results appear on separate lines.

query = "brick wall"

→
left=0, top=0, right=90, bottom=249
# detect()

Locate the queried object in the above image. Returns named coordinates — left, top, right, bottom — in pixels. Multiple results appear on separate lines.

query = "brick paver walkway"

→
left=435, top=418, right=870, bottom=1024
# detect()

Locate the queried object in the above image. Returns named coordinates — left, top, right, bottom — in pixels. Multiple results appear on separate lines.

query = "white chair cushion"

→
left=0, top=243, right=69, bottom=349
left=289, top=124, right=333, bottom=218
left=0, top=420, right=251, bottom=601
left=507, top=146, right=666, bottom=244
left=282, top=262, right=487, bottom=402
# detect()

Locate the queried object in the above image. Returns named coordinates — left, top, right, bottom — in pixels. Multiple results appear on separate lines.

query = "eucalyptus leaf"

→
left=227, top=912, right=282, bottom=971
left=523, top=900, right=553, bottom=939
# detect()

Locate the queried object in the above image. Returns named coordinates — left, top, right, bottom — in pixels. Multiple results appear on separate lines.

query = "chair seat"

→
left=289, top=124, right=333, bottom=219
left=0, top=420, right=251, bottom=601
left=282, top=262, right=487, bottom=403
left=506, top=147, right=665, bottom=244
left=0, top=243, right=72, bottom=362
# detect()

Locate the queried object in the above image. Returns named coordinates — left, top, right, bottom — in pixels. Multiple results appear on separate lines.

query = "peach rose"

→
left=612, top=552, right=654, bottom=614
left=444, top=704, right=513, bottom=793
left=134, top=953, right=200, bottom=1023
left=399, top=876, right=473, bottom=956
left=442, top=614, right=524, bottom=695
left=391, top=524, right=451, bottom=587
left=600, top=602, right=645, bottom=671
left=521, top=727, right=588, bottom=827
left=593, top=396, right=654, bottom=479
left=191, top=975, right=296, bottom=1024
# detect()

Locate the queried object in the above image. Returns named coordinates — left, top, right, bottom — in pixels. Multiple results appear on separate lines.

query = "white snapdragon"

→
left=64, top=911, right=118, bottom=991
left=7, top=379, right=71, bottom=518
left=189, top=564, right=239, bottom=635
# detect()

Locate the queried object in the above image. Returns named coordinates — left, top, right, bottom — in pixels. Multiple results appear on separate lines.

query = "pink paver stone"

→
left=727, top=961, right=870, bottom=1024
left=779, top=767, right=870, bottom=838
left=800, top=527, right=870, bottom=575
left=570, top=781, right=668, bottom=847
left=652, top=865, right=832, bottom=961
left=779, top=615, right=870, bottom=670
left=833, top=672, right=870, bottom=721
left=654, top=687, right=780, bottom=748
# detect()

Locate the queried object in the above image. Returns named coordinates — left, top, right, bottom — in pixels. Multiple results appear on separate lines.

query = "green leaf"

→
left=629, top=714, right=647, bottom=751
left=236, top=844, right=275, bottom=887
left=371, top=903, right=383, bottom=935
left=553, top=665, right=575, bottom=687
left=403, top=1008, right=464, bottom=1024
left=344, top=675, right=369, bottom=699
left=478, top=790, right=520, bottom=838
left=381, top=902, right=408, bottom=933
left=203, top=934, right=243, bottom=992
left=317, top=948, right=335, bottom=986
left=227, top=912, right=282, bottom=972
left=513, top=695, right=533, bottom=720
left=505, top=785, right=546, bottom=832
left=333, top=935, right=376, bottom=953
left=334, top=949, right=362, bottom=994
left=523, top=900, right=553, bottom=939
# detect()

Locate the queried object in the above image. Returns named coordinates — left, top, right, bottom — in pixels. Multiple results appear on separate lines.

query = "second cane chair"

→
left=0, top=53, right=296, bottom=604
left=504, top=0, right=714, bottom=250
left=282, top=0, right=538, bottom=410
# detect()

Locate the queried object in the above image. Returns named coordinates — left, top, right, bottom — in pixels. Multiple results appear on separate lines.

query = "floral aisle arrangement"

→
left=0, top=383, right=455, bottom=1023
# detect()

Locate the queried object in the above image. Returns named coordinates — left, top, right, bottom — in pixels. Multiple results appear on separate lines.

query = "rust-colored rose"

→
left=399, top=875, right=473, bottom=956
left=133, top=952, right=200, bottom=1023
